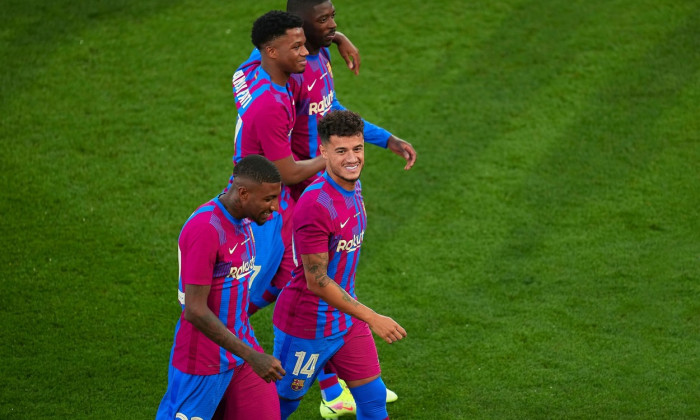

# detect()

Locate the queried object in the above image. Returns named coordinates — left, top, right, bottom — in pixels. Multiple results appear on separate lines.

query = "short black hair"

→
left=286, top=0, right=328, bottom=15
left=317, top=110, right=364, bottom=145
left=251, top=10, right=304, bottom=49
left=233, top=154, right=281, bottom=184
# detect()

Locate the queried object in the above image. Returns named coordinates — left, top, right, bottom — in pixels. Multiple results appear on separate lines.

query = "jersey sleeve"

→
left=179, top=219, right=219, bottom=286
left=252, top=101, right=293, bottom=161
left=361, top=118, right=391, bottom=148
left=294, top=199, right=333, bottom=255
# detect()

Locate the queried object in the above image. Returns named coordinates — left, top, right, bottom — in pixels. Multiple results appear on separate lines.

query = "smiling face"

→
left=320, top=132, right=364, bottom=190
left=268, top=27, right=309, bottom=74
left=301, top=1, right=336, bottom=51
left=240, top=181, right=281, bottom=225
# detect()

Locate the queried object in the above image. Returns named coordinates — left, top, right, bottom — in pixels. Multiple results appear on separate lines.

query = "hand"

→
left=247, top=351, right=286, bottom=383
left=387, top=135, right=417, bottom=170
left=333, top=31, right=361, bottom=76
left=367, top=313, right=407, bottom=344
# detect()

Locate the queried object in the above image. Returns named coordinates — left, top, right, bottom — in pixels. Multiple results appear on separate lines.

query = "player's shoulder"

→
left=180, top=201, right=220, bottom=237
left=294, top=190, right=334, bottom=229
left=236, top=49, right=262, bottom=73
left=296, top=178, right=330, bottom=206
left=297, top=181, right=322, bottom=203
left=238, top=63, right=282, bottom=102
left=245, top=84, right=289, bottom=116
left=320, top=47, right=332, bottom=61
left=182, top=200, right=249, bottom=245
left=187, top=200, right=216, bottom=219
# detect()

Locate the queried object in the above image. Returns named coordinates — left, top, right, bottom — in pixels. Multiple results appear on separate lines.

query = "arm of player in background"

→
left=272, top=154, right=326, bottom=186
left=301, top=252, right=407, bottom=344
left=183, top=283, right=286, bottom=382
left=386, top=135, right=417, bottom=170
left=329, top=96, right=417, bottom=170
left=252, top=99, right=327, bottom=185
left=332, top=31, right=361, bottom=76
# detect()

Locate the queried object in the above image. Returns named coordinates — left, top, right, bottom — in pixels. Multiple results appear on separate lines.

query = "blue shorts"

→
left=156, top=363, right=234, bottom=420
left=273, top=321, right=381, bottom=400
left=273, top=326, right=346, bottom=400
left=156, top=361, right=280, bottom=420
left=248, top=211, right=285, bottom=311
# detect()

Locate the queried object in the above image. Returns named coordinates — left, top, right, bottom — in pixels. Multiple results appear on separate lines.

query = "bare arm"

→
left=184, top=283, right=285, bottom=382
left=386, top=135, right=417, bottom=170
left=332, top=31, right=361, bottom=76
left=301, top=252, right=406, bottom=344
left=272, top=155, right=326, bottom=186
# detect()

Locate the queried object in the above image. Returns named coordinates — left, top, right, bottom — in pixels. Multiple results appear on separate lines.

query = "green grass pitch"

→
left=1, top=0, right=698, bottom=418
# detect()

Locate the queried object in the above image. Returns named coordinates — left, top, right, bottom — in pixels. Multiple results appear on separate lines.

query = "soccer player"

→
left=236, top=3, right=415, bottom=314
left=234, top=4, right=414, bottom=414
left=284, top=1, right=415, bottom=414
left=273, top=110, right=407, bottom=420
left=156, top=155, right=286, bottom=420
left=229, top=10, right=325, bottom=316
left=285, top=0, right=417, bottom=202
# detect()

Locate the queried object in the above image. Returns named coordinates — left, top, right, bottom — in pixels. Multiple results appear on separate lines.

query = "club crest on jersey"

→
left=291, top=378, right=305, bottom=391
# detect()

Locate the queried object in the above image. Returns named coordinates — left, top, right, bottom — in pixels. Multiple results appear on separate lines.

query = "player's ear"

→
left=264, top=44, right=278, bottom=59
left=237, top=185, right=250, bottom=201
left=319, top=143, right=328, bottom=159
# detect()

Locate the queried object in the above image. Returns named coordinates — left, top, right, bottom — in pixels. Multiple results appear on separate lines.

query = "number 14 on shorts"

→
left=293, top=351, right=319, bottom=378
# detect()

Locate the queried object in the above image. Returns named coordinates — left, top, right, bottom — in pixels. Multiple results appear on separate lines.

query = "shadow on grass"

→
left=0, top=0, right=182, bottom=105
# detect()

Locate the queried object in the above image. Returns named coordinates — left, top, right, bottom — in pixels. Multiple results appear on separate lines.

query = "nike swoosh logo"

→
left=228, top=244, right=238, bottom=254
left=353, top=212, right=361, bottom=218
left=307, top=80, right=317, bottom=91
left=242, top=237, right=251, bottom=244
left=340, top=218, right=350, bottom=228
left=320, top=72, right=328, bottom=79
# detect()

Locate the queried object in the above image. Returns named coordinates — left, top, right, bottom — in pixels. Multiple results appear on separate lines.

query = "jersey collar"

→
left=322, top=172, right=357, bottom=196
left=213, top=196, right=246, bottom=226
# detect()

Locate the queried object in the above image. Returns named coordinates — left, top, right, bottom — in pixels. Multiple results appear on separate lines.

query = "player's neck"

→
left=326, top=172, right=356, bottom=192
left=261, top=60, right=290, bottom=86
left=218, top=193, right=244, bottom=220
left=305, top=42, right=321, bottom=56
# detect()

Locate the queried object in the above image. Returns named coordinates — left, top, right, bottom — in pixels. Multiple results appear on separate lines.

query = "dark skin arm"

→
left=184, top=283, right=285, bottom=382
left=332, top=31, right=361, bottom=76
left=272, top=155, right=326, bottom=186
left=386, top=135, right=417, bottom=170
left=301, top=252, right=406, bottom=344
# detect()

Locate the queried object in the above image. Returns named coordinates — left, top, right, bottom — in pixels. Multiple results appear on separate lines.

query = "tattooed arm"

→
left=301, top=252, right=406, bottom=344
